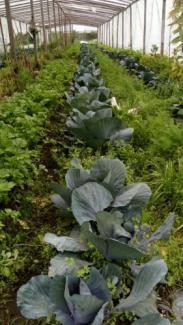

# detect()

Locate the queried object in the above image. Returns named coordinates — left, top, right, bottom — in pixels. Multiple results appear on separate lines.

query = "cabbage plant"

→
left=66, top=113, right=134, bottom=149
left=66, top=88, right=112, bottom=113
left=50, top=158, right=175, bottom=259
left=17, top=267, right=110, bottom=325
left=51, top=158, right=151, bottom=224
left=81, top=211, right=144, bottom=261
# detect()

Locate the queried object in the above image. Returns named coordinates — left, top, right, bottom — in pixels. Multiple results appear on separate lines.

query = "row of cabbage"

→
left=66, top=44, right=133, bottom=149
left=100, top=48, right=159, bottom=87
left=17, top=44, right=182, bottom=325
left=100, top=47, right=183, bottom=121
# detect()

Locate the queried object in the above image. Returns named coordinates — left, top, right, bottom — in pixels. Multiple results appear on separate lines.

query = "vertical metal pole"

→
left=130, top=5, right=132, bottom=49
left=69, top=19, right=72, bottom=44
left=116, top=14, right=119, bottom=49
left=104, top=24, right=106, bottom=45
left=64, top=15, right=67, bottom=46
left=4, top=0, right=16, bottom=59
left=0, top=17, right=7, bottom=56
left=107, top=22, right=108, bottom=46
left=108, top=22, right=110, bottom=46
left=46, top=0, right=51, bottom=43
left=143, top=0, right=147, bottom=53
left=30, top=0, right=38, bottom=64
left=19, top=21, right=22, bottom=34
left=52, top=1, right=58, bottom=42
left=40, top=0, right=47, bottom=50
left=60, top=10, right=64, bottom=45
left=161, top=0, right=166, bottom=55
left=122, top=11, right=124, bottom=48
left=112, top=18, right=114, bottom=47
left=109, top=21, right=111, bottom=46
left=58, top=7, right=62, bottom=43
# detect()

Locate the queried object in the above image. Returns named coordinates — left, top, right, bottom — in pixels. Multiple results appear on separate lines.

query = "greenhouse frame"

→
left=0, top=0, right=175, bottom=57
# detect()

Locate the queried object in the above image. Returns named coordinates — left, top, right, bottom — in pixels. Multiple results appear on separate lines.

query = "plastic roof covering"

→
left=0, top=0, right=136, bottom=27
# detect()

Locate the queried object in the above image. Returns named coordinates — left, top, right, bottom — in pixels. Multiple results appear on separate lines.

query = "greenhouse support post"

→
left=58, top=7, right=62, bottom=43
left=30, top=0, right=38, bottom=65
left=69, top=20, right=72, bottom=44
left=112, top=18, right=114, bottom=47
left=108, top=22, right=109, bottom=46
left=143, top=0, right=147, bottom=53
left=46, top=0, right=51, bottom=43
left=53, top=1, right=58, bottom=42
left=106, top=23, right=108, bottom=45
left=64, top=16, right=67, bottom=46
left=108, top=21, right=110, bottom=46
left=161, top=0, right=166, bottom=55
left=40, top=0, right=47, bottom=51
left=130, top=5, right=132, bottom=49
left=0, top=17, right=7, bottom=56
left=4, top=0, right=16, bottom=59
left=122, top=11, right=124, bottom=48
left=19, top=21, right=22, bottom=34
left=62, top=14, right=65, bottom=46
left=116, top=14, right=119, bottom=49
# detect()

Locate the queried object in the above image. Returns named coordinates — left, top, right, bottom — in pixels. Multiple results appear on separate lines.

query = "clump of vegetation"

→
left=170, top=0, right=183, bottom=63
left=0, top=44, right=79, bottom=309
left=95, top=48, right=183, bottom=287
left=66, top=45, right=133, bottom=149
left=16, top=45, right=183, bottom=325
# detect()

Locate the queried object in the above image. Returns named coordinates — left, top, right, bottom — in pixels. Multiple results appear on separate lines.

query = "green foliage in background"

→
left=170, top=0, right=183, bottom=61
left=95, top=49, right=183, bottom=287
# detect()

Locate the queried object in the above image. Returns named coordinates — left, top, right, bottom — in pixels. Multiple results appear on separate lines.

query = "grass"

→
left=95, top=49, right=183, bottom=286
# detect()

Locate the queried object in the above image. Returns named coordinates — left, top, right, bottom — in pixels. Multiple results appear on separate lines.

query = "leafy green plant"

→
left=16, top=44, right=181, bottom=325
left=100, top=48, right=159, bottom=87
left=50, top=158, right=151, bottom=224
left=17, top=267, right=110, bottom=324
left=66, top=44, right=133, bottom=149
left=169, top=97, right=183, bottom=119
left=82, top=211, right=175, bottom=261
left=170, top=0, right=183, bottom=63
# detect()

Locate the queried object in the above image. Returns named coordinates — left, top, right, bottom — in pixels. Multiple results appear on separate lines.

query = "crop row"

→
left=99, top=47, right=183, bottom=121
left=0, top=57, right=74, bottom=204
left=17, top=44, right=182, bottom=325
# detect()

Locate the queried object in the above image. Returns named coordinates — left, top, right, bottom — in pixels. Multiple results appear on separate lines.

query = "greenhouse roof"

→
left=0, top=0, right=135, bottom=27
